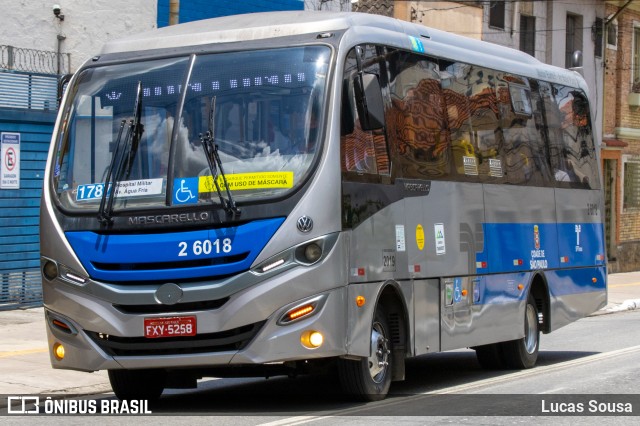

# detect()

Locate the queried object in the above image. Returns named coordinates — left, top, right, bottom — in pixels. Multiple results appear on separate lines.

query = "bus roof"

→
left=99, top=11, right=585, bottom=91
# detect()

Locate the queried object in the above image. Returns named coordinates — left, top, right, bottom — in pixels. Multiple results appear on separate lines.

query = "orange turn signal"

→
left=356, top=296, right=366, bottom=307
left=288, top=304, right=315, bottom=321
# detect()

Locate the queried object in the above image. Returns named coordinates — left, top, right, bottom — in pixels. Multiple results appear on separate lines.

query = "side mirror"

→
left=354, top=73, right=385, bottom=131
left=57, top=73, right=73, bottom=104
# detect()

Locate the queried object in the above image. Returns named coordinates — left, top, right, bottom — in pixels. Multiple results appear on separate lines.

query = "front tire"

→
left=338, top=305, right=392, bottom=401
left=108, top=369, right=166, bottom=401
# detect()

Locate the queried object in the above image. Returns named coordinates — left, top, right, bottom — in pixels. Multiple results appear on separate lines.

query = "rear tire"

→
left=501, top=294, right=540, bottom=369
left=338, top=305, right=392, bottom=401
left=108, top=369, right=166, bottom=401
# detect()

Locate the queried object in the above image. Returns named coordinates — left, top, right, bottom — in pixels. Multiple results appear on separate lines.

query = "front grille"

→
left=92, top=253, right=248, bottom=271
left=113, top=298, right=230, bottom=314
left=86, top=321, right=265, bottom=356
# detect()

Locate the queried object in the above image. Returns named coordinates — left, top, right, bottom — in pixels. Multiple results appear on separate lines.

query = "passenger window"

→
left=549, top=85, right=599, bottom=189
left=467, top=66, right=503, bottom=183
left=497, top=75, right=552, bottom=186
left=440, top=62, right=502, bottom=183
left=386, top=50, right=450, bottom=180
left=440, top=61, right=478, bottom=182
left=341, top=45, right=390, bottom=178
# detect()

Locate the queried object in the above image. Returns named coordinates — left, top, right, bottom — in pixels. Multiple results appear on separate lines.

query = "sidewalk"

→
left=1, top=272, right=640, bottom=397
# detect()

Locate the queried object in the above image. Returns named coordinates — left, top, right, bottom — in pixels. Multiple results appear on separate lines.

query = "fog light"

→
left=43, top=261, right=58, bottom=281
left=53, top=342, right=65, bottom=360
left=301, top=330, right=324, bottom=349
left=303, top=243, right=322, bottom=263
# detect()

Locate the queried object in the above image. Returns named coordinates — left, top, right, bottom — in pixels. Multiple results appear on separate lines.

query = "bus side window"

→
left=549, top=85, right=599, bottom=189
left=467, top=66, right=503, bottom=183
left=439, top=64, right=505, bottom=184
left=440, top=61, right=480, bottom=182
left=386, top=49, right=450, bottom=180
left=498, top=75, right=552, bottom=187
left=341, top=45, right=390, bottom=177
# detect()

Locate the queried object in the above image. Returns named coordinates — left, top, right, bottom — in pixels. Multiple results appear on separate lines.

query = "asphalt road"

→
left=4, top=309, right=635, bottom=425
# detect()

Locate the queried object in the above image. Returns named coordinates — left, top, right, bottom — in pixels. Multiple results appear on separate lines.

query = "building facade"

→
left=603, top=1, right=640, bottom=272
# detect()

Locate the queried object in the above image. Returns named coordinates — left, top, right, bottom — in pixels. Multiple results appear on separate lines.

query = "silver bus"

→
left=40, top=11, right=606, bottom=401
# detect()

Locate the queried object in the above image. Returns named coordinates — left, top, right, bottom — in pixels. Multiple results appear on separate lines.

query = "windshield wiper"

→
left=97, top=119, right=128, bottom=225
left=200, top=97, right=240, bottom=217
left=122, top=82, right=144, bottom=180
left=97, top=81, right=144, bottom=225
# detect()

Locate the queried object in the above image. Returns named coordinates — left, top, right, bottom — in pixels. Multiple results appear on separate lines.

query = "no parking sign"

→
left=1, top=132, right=20, bottom=189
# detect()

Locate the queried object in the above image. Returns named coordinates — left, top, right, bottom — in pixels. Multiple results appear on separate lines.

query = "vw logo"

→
left=297, top=216, right=313, bottom=233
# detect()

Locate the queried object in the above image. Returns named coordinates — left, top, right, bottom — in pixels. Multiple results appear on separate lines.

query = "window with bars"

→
left=633, top=26, right=640, bottom=86
left=607, top=18, right=618, bottom=49
left=624, top=161, right=640, bottom=209
left=520, top=15, right=535, bottom=56
left=594, top=17, right=603, bottom=58
left=565, top=13, right=583, bottom=68
left=489, top=1, right=505, bottom=30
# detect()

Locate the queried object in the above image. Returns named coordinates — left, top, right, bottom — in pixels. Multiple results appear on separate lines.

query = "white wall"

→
left=0, top=0, right=157, bottom=72
left=304, top=0, right=351, bottom=12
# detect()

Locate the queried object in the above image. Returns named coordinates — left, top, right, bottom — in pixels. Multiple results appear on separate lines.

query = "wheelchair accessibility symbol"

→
left=173, top=178, right=198, bottom=204
left=453, top=277, right=462, bottom=303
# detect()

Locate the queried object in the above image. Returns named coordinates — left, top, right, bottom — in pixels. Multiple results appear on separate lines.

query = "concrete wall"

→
left=402, top=1, right=483, bottom=40
left=0, top=0, right=157, bottom=72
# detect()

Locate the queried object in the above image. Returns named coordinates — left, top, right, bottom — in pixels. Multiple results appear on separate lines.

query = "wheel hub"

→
left=368, top=321, right=390, bottom=383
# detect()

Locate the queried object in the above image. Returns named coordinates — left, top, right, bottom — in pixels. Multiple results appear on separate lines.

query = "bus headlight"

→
left=42, top=260, right=59, bottom=281
left=303, top=243, right=322, bottom=263
left=251, top=233, right=338, bottom=275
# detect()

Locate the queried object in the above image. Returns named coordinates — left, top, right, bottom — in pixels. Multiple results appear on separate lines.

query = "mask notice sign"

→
left=1, top=132, right=20, bottom=189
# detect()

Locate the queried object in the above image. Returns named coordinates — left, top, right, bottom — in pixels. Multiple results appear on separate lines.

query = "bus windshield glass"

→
left=52, top=46, right=331, bottom=212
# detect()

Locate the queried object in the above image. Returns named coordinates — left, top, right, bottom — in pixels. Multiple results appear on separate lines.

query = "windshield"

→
left=53, top=46, right=331, bottom=213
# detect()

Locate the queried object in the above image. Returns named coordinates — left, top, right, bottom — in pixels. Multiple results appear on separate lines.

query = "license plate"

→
left=144, top=316, right=197, bottom=338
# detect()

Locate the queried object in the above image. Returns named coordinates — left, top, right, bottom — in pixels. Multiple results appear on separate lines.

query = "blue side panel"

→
left=479, top=272, right=531, bottom=304
left=482, top=222, right=605, bottom=274
left=484, top=223, right=559, bottom=273
left=556, top=223, right=606, bottom=266
left=158, top=0, right=304, bottom=28
left=65, top=217, right=285, bottom=281
left=545, top=267, right=607, bottom=297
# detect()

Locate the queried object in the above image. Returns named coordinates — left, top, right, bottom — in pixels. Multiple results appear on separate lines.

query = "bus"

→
left=40, top=11, right=606, bottom=401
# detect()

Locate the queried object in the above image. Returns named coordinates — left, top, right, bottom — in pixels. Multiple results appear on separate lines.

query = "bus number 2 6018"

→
left=178, top=238, right=232, bottom=257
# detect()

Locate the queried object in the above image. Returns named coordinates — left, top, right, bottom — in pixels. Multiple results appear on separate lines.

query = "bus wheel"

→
left=338, top=306, right=392, bottom=401
left=501, top=294, right=540, bottom=369
left=475, top=343, right=505, bottom=369
left=108, top=369, right=166, bottom=401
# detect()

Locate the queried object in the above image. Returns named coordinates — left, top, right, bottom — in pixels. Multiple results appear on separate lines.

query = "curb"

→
left=591, top=299, right=640, bottom=316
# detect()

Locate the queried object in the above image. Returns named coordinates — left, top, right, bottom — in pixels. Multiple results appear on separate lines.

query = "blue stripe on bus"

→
left=470, top=266, right=606, bottom=306
left=481, top=222, right=605, bottom=274
left=65, top=217, right=285, bottom=281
